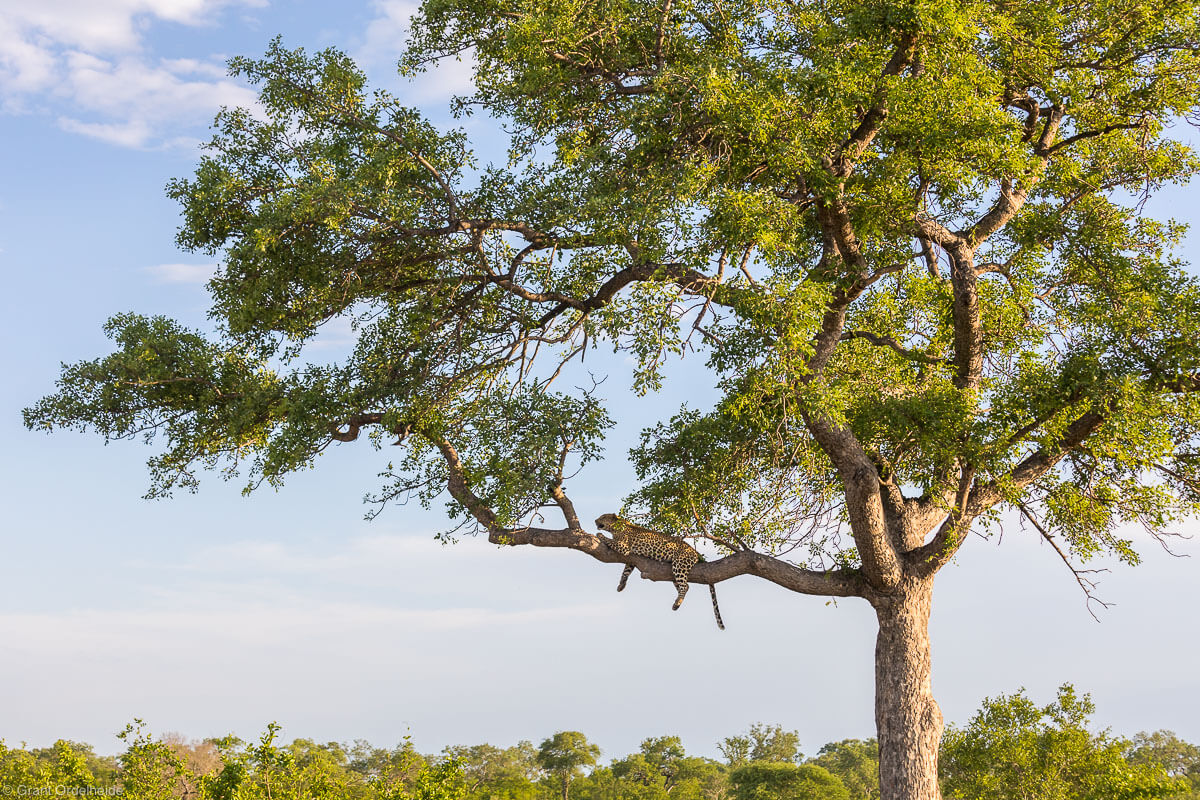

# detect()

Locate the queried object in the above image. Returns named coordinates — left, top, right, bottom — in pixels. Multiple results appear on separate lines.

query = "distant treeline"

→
left=2, top=685, right=1197, bottom=799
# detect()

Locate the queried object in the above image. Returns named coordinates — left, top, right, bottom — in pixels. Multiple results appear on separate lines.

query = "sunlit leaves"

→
left=941, top=685, right=1185, bottom=800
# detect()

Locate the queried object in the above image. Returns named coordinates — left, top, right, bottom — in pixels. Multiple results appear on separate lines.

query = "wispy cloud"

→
left=180, top=534, right=494, bottom=578
left=0, top=601, right=608, bottom=654
left=356, top=0, right=476, bottom=102
left=0, top=0, right=261, bottom=147
left=0, top=0, right=475, bottom=149
left=2, top=0, right=260, bottom=54
left=146, top=262, right=220, bottom=284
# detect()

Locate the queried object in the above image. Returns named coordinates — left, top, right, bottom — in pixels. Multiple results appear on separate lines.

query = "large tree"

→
left=24, top=0, right=1200, bottom=796
left=537, top=732, right=601, bottom=800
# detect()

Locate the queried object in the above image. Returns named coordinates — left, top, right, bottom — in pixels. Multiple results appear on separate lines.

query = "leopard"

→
left=595, top=513, right=725, bottom=630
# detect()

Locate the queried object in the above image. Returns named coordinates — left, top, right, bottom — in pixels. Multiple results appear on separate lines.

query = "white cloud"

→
left=53, top=52, right=257, bottom=148
left=59, top=116, right=153, bottom=147
left=1, top=0, right=261, bottom=54
left=145, top=262, right=220, bottom=283
left=357, top=0, right=476, bottom=102
left=0, top=18, right=56, bottom=102
left=0, top=0, right=261, bottom=147
left=0, top=0, right=475, bottom=148
left=161, top=57, right=230, bottom=79
left=357, top=0, right=417, bottom=69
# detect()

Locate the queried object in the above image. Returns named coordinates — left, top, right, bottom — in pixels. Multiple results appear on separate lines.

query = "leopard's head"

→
left=595, top=513, right=622, bottom=532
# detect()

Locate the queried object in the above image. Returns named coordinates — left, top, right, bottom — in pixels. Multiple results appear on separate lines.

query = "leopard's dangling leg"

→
left=617, top=563, right=635, bottom=592
left=671, top=564, right=689, bottom=610
left=671, top=550, right=699, bottom=610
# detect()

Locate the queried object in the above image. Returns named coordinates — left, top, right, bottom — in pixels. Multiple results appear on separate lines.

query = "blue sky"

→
left=1, top=0, right=1199, bottom=760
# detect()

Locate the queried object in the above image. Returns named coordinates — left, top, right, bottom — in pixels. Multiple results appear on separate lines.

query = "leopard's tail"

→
left=709, top=584, right=725, bottom=630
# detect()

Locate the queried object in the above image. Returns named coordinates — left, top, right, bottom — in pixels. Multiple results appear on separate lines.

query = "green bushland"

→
left=3, top=686, right=1196, bottom=800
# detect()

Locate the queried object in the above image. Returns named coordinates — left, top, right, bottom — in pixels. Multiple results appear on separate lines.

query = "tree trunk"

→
left=872, top=576, right=943, bottom=800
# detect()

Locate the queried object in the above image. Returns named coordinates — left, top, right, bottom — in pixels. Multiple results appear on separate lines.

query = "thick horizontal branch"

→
left=489, top=526, right=866, bottom=597
left=416, top=428, right=866, bottom=597
left=330, top=412, right=386, bottom=442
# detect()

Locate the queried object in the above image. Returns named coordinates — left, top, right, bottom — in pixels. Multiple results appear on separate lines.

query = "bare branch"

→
left=1018, top=503, right=1110, bottom=621
left=549, top=440, right=582, bottom=530
left=905, top=406, right=1108, bottom=577
left=800, top=411, right=903, bottom=592
left=960, top=109, right=1064, bottom=247
left=907, top=465, right=975, bottom=577
left=653, top=0, right=673, bottom=70
left=839, top=330, right=950, bottom=365
left=427, top=433, right=501, bottom=531
left=911, top=215, right=960, bottom=250
left=989, top=410, right=1107, bottom=499
left=1043, top=118, right=1149, bottom=155
left=918, top=236, right=941, bottom=279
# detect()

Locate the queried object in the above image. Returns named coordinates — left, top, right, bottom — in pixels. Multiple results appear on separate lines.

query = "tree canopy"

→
left=720, top=724, right=805, bottom=767
left=537, top=732, right=601, bottom=800
left=26, top=0, right=1200, bottom=590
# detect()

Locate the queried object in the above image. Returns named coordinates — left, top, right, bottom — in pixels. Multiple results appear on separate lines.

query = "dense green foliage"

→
left=940, top=685, right=1188, bottom=800
left=112, top=721, right=467, bottom=800
left=1128, top=732, right=1200, bottom=800
left=730, top=763, right=851, bottom=800
left=720, top=724, right=805, bottom=767
left=0, top=739, right=120, bottom=796
left=4, top=697, right=1197, bottom=800
left=810, top=740, right=882, bottom=800
left=580, top=736, right=728, bottom=800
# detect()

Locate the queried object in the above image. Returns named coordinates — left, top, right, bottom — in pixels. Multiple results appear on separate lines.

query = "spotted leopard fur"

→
left=595, top=513, right=725, bottom=630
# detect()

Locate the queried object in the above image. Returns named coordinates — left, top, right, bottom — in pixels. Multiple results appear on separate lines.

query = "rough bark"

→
left=871, top=577, right=943, bottom=800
